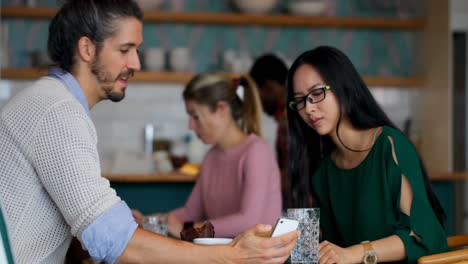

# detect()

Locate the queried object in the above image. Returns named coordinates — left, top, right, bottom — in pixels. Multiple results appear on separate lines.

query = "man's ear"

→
left=76, top=36, right=96, bottom=63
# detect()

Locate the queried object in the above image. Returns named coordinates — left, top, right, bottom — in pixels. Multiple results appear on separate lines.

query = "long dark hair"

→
left=48, top=0, right=143, bottom=72
left=286, top=46, right=446, bottom=227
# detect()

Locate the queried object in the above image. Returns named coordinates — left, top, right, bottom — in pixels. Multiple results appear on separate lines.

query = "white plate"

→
left=193, top=238, right=233, bottom=245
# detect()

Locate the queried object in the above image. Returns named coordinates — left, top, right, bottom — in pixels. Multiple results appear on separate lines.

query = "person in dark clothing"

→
left=250, top=54, right=292, bottom=208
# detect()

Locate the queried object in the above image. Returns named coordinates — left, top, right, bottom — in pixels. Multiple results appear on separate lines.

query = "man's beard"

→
left=91, top=57, right=134, bottom=102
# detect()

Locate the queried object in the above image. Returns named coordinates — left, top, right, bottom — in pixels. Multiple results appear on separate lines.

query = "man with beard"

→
left=0, top=1, right=298, bottom=263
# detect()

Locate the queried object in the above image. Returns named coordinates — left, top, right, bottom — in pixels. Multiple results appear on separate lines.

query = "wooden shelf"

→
left=1, top=6, right=56, bottom=19
left=102, top=171, right=468, bottom=182
left=363, top=76, right=425, bottom=87
left=103, top=171, right=466, bottom=182
left=1, top=6, right=425, bottom=29
left=0, top=68, right=195, bottom=82
left=103, top=171, right=198, bottom=183
left=0, top=67, right=425, bottom=87
left=1, top=67, right=46, bottom=80
left=430, top=172, right=468, bottom=181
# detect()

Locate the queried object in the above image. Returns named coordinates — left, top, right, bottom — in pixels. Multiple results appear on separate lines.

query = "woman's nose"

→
left=304, top=99, right=318, bottom=113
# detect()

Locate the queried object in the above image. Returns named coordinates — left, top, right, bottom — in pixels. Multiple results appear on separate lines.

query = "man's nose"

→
left=128, top=50, right=141, bottom=71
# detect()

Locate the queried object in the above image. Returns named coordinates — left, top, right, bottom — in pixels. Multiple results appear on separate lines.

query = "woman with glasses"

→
left=286, top=46, right=447, bottom=264
left=134, top=73, right=282, bottom=238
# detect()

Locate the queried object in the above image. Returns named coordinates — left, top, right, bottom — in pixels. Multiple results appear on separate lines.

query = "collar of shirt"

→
left=48, top=67, right=90, bottom=116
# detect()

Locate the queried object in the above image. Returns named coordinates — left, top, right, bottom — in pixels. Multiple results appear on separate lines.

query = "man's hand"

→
left=131, top=209, right=144, bottom=227
left=229, top=224, right=300, bottom=264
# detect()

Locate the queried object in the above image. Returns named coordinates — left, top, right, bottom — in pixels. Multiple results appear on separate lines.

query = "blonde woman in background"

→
left=134, top=73, right=282, bottom=238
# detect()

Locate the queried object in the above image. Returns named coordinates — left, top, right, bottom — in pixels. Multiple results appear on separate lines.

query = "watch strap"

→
left=361, top=240, right=373, bottom=251
left=361, top=241, right=378, bottom=264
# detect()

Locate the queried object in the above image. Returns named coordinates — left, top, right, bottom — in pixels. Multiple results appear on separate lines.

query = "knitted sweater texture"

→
left=0, top=77, right=120, bottom=263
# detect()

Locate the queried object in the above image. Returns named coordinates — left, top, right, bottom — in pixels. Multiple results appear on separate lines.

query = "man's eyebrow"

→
left=119, top=42, right=143, bottom=49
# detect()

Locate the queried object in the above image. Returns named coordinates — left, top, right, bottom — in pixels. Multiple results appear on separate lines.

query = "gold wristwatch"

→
left=361, top=241, right=378, bottom=264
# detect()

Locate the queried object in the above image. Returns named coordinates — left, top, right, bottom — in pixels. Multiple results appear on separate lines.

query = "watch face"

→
left=364, top=254, right=378, bottom=264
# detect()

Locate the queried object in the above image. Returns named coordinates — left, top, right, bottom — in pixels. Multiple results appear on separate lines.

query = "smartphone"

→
left=271, top=217, right=299, bottom=237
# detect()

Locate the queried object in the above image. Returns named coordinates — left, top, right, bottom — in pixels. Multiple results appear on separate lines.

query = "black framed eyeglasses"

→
left=288, top=84, right=331, bottom=111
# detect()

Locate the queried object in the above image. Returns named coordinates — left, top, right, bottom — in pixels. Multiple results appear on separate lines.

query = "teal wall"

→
left=2, top=0, right=421, bottom=76
left=111, top=182, right=195, bottom=214
left=112, top=180, right=456, bottom=236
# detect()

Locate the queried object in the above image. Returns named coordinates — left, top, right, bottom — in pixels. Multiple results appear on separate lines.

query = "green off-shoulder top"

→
left=311, top=126, right=448, bottom=263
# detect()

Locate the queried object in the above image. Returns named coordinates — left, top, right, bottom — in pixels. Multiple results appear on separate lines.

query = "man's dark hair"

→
left=250, top=54, right=288, bottom=87
left=47, top=0, right=143, bottom=71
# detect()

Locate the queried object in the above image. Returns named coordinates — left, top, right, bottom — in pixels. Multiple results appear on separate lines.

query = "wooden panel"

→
left=419, top=0, right=451, bottom=172
left=102, top=171, right=468, bottom=182
left=364, top=76, right=425, bottom=87
left=0, top=67, right=47, bottom=79
left=0, top=68, right=425, bottom=87
left=143, top=12, right=425, bottom=29
left=1, top=6, right=425, bottom=29
left=103, top=172, right=198, bottom=183
left=430, top=172, right=468, bottom=181
left=0, top=6, right=56, bottom=19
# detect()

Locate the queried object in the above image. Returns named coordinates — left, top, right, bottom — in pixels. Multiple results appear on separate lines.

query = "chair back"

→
left=418, top=235, right=468, bottom=264
left=0, top=206, right=14, bottom=263
left=448, top=235, right=468, bottom=249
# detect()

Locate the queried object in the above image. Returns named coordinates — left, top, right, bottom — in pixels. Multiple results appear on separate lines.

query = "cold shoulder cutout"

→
left=311, top=126, right=448, bottom=263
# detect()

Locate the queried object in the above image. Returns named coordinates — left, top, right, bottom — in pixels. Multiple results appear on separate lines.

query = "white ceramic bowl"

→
left=144, top=48, right=166, bottom=71
left=288, top=0, right=327, bottom=16
left=135, top=0, right=165, bottom=10
left=169, top=47, right=191, bottom=72
left=193, top=238, right=233, bottom=245
left=233, top=0, right=277, bottom=14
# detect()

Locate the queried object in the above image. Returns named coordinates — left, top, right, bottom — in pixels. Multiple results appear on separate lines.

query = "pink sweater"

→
left=172, top=134, right=282, bottom=238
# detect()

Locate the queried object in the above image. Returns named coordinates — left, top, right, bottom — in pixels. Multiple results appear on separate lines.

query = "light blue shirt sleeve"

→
left=80, top=201, right=138, bottom=264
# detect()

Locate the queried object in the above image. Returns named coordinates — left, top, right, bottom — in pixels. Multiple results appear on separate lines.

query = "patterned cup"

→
left=287, top=208, right=320, bottom=264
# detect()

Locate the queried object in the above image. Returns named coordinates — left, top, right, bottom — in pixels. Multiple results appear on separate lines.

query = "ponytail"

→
left=183, top=73, right=263, bottom=137
left=236, top=75, right=263, bottom=137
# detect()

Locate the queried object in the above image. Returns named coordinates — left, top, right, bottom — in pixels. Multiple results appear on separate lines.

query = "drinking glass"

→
left=287, top=208, right=320, bottom=264
left=142, top=214, right=168, bottom=236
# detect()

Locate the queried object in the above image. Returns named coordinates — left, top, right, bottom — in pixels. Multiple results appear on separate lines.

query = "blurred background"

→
left=0, top=0, right=466, bottom=237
